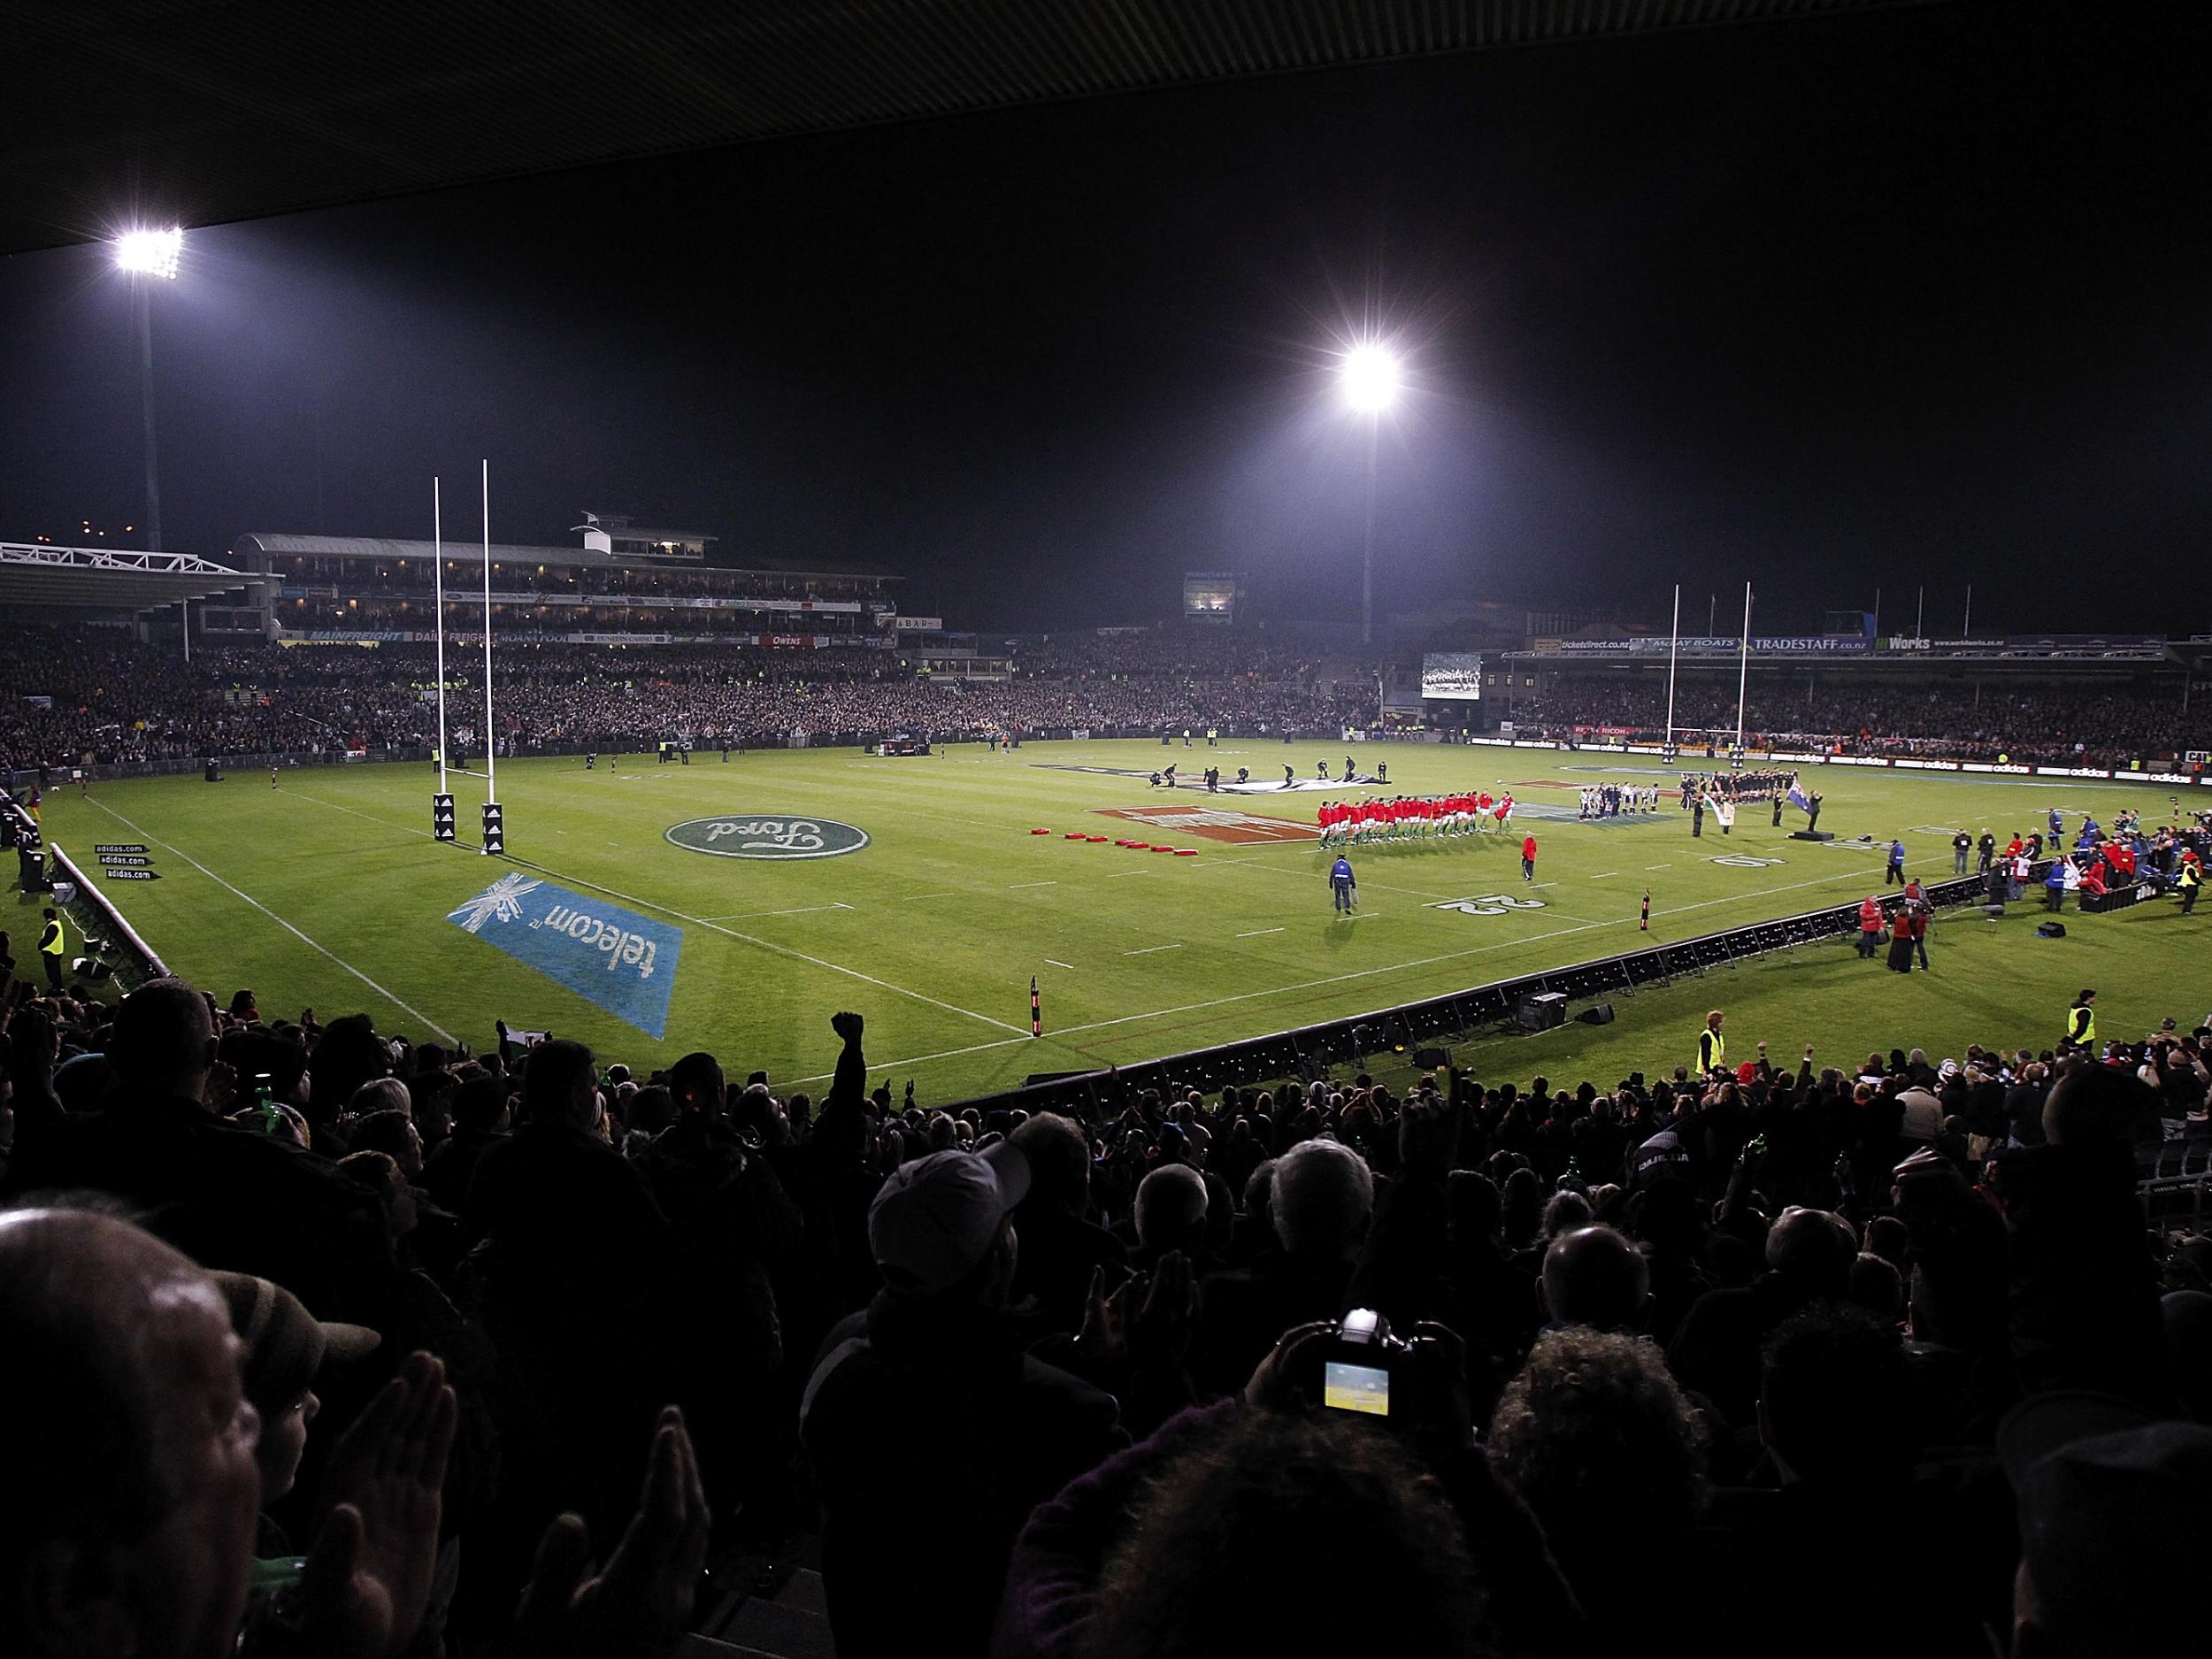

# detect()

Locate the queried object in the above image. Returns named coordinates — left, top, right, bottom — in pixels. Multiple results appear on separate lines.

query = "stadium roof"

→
left=0, top=542, right=255, bottom=610
left=234, top=532, right=901, bottom=582
left=7, top=0, right=1950, bottom=255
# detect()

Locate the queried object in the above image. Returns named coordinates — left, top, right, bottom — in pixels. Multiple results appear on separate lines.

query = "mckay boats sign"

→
left=446, top=872, right=682, bottom=1038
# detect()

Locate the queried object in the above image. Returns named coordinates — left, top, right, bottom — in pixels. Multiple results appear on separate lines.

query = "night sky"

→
left=1, top=0, right=2201, bottom=635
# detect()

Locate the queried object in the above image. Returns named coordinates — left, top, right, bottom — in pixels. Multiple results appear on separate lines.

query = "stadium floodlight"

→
left=113, top=228, right=187, bottom=557
left=1339, top=342, right=1399, bottom=413
left=1334, top=338, right=1402, bottom=648
left=115, top=227, right=183, bottom=280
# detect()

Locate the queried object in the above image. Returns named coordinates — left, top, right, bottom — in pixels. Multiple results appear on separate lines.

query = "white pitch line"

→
left=1124, top=943, right=1184, bottom=956
left=508, top=864, right=1033, bottom=1037
left=276, top=786, right=480, bottom=849
left=1045, top=958, right=1077, bottom=970
left=273, top=787, right=1031, bottom=1040
left=1008, top=879, right=1060, bottom=889
left=1108, top=870, right=1158, bottom=879
left=1591, top=871, right=1619, bottom=879
left=697, top=902, right=852, bottom=921
left=903, top=891, right=958, bottom=901
left=83, top=799, right=457, bottom=1043
left=1236, top=926, right=1285, bottom=937
left=274, top=773, right=1961, bottom=1079
left=1646, top=863, right=1672, bottom=870
left=1201, top=858, right=1459, bottom=903
left=805, top=849, right=1971, bottom=1080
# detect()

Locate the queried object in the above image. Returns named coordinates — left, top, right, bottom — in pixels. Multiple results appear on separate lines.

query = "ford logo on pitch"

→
left=664, top=815, right=870, bottom=860
left=446, top=872, right=682, bottom=1038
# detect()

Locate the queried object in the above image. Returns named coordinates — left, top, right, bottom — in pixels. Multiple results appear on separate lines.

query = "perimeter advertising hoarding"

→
left=1420, top=652, right=1484, bottom=700
left=1552, top=636, right=1870, bottom=656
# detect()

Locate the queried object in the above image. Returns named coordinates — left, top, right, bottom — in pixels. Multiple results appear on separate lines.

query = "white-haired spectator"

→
left=1133, top=1164, right=1209, bottom=1267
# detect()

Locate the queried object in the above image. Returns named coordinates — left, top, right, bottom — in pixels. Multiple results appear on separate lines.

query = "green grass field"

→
left=28, top=739, right=2205, bottom=1100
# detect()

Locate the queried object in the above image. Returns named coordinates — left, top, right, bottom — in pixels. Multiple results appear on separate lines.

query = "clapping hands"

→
left=516, top=1405, right=712, bottom=1659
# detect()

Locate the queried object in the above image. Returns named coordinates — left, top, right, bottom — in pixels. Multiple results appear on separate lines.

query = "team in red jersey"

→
left=1317, top=789, right=1515, bottom=846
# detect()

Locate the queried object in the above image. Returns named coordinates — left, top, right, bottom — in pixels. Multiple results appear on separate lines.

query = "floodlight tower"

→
left=1339, top=343, right=1399, bottom=649
left=114, top=228, right=183, bottom=553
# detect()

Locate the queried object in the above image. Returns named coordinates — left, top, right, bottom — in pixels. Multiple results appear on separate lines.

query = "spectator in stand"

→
left=1540, top=1224, right=1651, bottom=1333
left=1668, top=1204, right=1856, bottom=1428
left=18, top=937, right=2212, bottom=1659
left=802, top=1138, right=1125, bottom=1659
left=2001, top=1397, right=2212, bottom=1659
left=0, top=979, right=388, bottom=1318
left=1489, top=1328, right=1707, bottom=1644
left=1129, top=1163, right=1210, bottom=1273
left=419, top=1070, right=509, bottom=1212
left=0, top=1208, right=460, bottom=1659
left=462, top=1036, right=675, bottom=1549
left=1010, top=1110, right=1128, bottom=1337
left=1193, top=1138, right=1371, bottom=1396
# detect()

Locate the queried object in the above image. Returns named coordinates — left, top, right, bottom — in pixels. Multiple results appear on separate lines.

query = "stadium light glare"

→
left=1339, top=343, right=1399, bottom=412
left=115, top=227, right=184, bottom=280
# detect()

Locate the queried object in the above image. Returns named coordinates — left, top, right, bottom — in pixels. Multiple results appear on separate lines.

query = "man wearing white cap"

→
left=801, top=1141, right=1125, bottom=1659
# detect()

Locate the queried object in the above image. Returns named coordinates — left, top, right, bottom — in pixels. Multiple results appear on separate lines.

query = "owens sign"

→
left=665, top=815, right=870, bottom=860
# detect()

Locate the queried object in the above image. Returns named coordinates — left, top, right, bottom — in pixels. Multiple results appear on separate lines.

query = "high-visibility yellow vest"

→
left=2067, top=1005, right=2097, bottom=1048
left=1698, top=1025, right=1726, bottom=1072
left=39, top=917, right=65, bottom=959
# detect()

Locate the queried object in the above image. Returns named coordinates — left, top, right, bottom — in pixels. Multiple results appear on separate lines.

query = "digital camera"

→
left=1313, top=1308, right=1414, bottom=1420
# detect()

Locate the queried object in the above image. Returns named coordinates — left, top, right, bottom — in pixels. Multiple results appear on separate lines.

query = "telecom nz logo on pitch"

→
left=445, top=872, right=683, bottom=1038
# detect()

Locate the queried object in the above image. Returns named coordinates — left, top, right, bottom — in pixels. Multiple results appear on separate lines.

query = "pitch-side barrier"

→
left=949, top=870, right=2027, bottom=1118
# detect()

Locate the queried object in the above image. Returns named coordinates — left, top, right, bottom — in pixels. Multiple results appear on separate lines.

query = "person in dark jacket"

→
left=462, top=1037, right=674, bottom=1545
left=803, top=1138, right=1125, bottom=1659
left=1009, top=1110, right=1128, bottom=1337
left=1, top=978, right=389, bottom=1322
left=1667, top=1205, right=1856, bottom=1428
left=419, top=1070, right=509, bottom=1214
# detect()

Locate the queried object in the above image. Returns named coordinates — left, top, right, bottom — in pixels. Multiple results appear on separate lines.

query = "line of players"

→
left=1579, top=784, right=1662, bottom=818
left=1317, top=790, right=1516, bottom=846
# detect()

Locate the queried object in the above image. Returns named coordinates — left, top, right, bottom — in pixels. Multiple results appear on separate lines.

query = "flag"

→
left=1786, top=785, right=1812, bottom=812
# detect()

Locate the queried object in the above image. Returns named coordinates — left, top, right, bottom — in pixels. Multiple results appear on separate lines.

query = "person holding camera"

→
left=996, top=1299, right=1584, bottom=1659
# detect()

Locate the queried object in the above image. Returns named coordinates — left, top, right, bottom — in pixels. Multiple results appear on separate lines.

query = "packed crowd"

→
left=290, top=597, right=885, bottom=638
left=1517, top=675, right=2205, bottom=764
left=0, top=628, right=1368, bottom=772
left=3, top=957, right=2207, bottom=1658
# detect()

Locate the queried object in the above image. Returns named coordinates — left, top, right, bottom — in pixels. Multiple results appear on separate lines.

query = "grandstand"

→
left=229, top=527, right=901, bottom=646
left=1486, top=631, right=2210, bottom=771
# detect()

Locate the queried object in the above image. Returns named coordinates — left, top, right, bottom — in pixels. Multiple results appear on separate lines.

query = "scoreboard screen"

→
left=1183, top=572, right=1240, bottom=620
left=1420, top=652, right=1483, bottom=701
